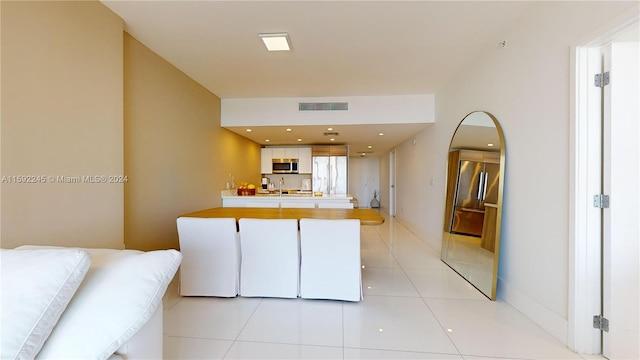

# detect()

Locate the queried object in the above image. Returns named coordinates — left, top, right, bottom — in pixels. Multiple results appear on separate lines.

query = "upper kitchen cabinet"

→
left=312, top=145, right=348, bottom=156
left=261, top=146, right=312, bottom=174
left=261, top=148, right=272, bottom=174
left=298, top=147, right=312, bottom=174
left=271, top=147, right=299, bottom=159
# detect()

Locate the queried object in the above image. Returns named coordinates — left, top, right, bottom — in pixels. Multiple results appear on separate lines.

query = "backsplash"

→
left=261, top=174, right=311, bottom=190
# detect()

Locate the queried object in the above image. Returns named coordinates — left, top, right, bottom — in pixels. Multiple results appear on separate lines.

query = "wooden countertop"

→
left=179, top=207, right=385, bottom=226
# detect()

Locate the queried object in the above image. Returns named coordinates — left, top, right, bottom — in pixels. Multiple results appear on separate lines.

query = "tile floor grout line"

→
left=382, top=213, right=468, bottom=358
left=221, top=297, right=264, bottom=359
left=414, top=278, right=465, bottom=358
left=398, top=264, right=466, bottom=357
left=341, top=301, right=346, bottom=360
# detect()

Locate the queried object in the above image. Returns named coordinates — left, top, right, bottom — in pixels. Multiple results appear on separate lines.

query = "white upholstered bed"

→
left=1, top=246, right=182, bottom=360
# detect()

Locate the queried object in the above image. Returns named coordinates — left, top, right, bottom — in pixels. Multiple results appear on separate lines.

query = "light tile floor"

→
left=163, top=213, right=601, bottom=360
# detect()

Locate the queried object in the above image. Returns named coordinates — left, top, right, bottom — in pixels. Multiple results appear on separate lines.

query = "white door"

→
left=601, top=40, right=640, bottom=360
left=389, top=149, right=396, bottom=216
left=572, top=15, right=639, bottom=356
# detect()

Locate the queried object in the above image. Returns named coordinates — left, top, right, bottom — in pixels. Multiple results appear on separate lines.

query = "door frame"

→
left=389, top=149, right=396, bottom=216
left=569, top=6, right=639, bottom=354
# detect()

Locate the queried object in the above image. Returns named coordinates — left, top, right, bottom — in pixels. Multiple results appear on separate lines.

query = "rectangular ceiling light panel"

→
left=259, top=33, right=291, bottom=51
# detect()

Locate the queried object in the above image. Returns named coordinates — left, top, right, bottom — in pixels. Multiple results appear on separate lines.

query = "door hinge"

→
left=593, top=315, right=609, bottom=332
left=593, top=194, right=610, bottom=208
left=594, top=72, right=610, bottom=87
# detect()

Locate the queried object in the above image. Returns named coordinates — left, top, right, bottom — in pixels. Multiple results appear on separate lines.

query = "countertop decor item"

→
left=370, top=190, right=380, bottom=208
left=237, top=188, right=256, bottom=196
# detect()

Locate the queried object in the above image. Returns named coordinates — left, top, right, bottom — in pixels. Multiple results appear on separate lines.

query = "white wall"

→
left=392, top=128, right=445, bottom=248
left=390, top=1, right=636, bottom=346
left=221, top=95, right=435, bottom=126
left=349, top=156, right=380, bottom=208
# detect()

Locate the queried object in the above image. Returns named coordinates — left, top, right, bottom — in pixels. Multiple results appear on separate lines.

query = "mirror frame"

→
left=441, top=111, right=505, bottom=300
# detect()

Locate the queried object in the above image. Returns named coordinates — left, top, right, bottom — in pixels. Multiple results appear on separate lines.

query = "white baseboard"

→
left=393, top=214, right=441, bottom=251
left=498, top=277, right=568, bottom=346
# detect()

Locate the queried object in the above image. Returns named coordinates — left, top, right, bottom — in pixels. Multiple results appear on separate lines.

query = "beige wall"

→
left=124, top=34, right=260, bottom=251
left=1, top=1, right=261, bottom=251
left=1, top=1, right=124, bottom=249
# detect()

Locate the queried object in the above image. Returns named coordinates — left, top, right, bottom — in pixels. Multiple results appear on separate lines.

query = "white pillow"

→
left=20, top=247, right=182, bottom=360
left=0, top=248, right=91, bottom=360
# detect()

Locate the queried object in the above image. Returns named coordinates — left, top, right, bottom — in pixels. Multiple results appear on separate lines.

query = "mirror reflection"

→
left=441, top=111, right=505, bottom=300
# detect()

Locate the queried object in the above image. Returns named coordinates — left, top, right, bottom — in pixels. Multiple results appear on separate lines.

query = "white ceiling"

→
left=101, top=0, right=533, bottom=156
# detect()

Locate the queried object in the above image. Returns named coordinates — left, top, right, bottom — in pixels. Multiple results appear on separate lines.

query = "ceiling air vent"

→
left=299, top=102, right=348, bottom=111
left=323, top=132, right=339, bottom=136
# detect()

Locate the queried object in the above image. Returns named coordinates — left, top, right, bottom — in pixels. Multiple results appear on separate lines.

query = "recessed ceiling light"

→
left=330, top=138, right=335, bottom=141
left=245, top=129, right=252, bottom=132
left=327, top=127, right=333, bottom=131
left=361, top=152, right=366, bottom=156
left=286, top=128, right=292, bottom=132
left=297, top=138, right=303, bottom=142
left=488, top=143, right=494, bottom=147
left=378, top=132, right=384, bottom=136
left=265, top=139, right=270, bottom=142
left=258, top=33, right=291, bottom=51
left=367, top=145, right=372, bottom=149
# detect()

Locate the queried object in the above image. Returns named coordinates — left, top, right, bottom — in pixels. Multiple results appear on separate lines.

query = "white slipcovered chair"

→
left=238, top=218, right=300, bottom=298
left=299, top=218, right=362, bottom=301
left=176, top=217, right=240, bottom=297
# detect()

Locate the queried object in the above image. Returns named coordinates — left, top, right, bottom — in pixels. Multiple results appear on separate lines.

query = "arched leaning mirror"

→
left=441, top=111, right=505, bottom=300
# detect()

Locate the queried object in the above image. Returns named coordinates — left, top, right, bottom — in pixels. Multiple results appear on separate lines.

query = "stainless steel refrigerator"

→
left=312, top=156, right=348, bottom=195
left=450, top=160, right=500, bottom=236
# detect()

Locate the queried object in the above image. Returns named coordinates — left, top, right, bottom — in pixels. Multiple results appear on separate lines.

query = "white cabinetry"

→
left=286, top=148, right=299, bottom=159
left=222, top=195, right=353, bottom=208
left=271, top=148, right=285, bottom=159
left=298, top=147, right=312, bottom=174
left=262, top=147, right=312, bottom=174
left=272, top=147, right=299, bottom=159
left=261, top=148, right=272, bottom=174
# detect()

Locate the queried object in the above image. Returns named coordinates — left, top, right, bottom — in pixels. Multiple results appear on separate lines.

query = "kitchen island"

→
left=179, top=207, right=384, bottom=226
left=221, top=192, right=354, bottom=209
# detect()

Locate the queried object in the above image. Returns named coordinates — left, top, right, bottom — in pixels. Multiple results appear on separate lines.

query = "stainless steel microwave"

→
left=272, top=158, right=298, bottom=174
